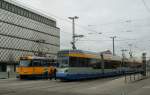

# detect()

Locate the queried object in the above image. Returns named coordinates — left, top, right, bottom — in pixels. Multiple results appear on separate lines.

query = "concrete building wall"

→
left=0, top=0, right=60, bottom=72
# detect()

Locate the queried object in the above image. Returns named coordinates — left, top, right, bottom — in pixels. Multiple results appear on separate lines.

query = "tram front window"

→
left=58, top=57, right=69, bottom=68
left=19, top=60, right=31, bottom=67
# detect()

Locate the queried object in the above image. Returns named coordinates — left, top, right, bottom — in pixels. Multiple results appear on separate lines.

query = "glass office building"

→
left=0, top=0, right=60, bottom=72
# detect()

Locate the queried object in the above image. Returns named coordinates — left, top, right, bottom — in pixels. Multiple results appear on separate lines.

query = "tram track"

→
left=0, top=76, right=120, bottom=94
left=44, top=77, right=120, bottom=92
left=22, top=77, right=119, bottom=91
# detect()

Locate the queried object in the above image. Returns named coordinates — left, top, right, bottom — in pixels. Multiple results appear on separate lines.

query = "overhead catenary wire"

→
left=16, top=0, right=150, bottom=36
left=142, top=0, right=150, bottom=13
left=78, top=39, right=139, bottom=42
left=16, top=0, right=150, bottom=55
left=16, top=0, right=150, bottom=37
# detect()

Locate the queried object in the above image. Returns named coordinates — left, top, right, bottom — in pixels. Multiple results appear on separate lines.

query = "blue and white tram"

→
left=56, top=50, right=142, bottom=80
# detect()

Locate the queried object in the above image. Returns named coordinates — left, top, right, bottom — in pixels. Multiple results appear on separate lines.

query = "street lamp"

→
left=68, top=16, right=79, bottom=20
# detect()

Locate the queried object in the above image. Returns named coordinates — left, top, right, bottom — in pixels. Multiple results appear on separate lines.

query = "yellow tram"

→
left=16, top=56, right=56, bottom=79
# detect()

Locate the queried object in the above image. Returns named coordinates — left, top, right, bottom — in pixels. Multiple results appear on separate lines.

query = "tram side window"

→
left=104, top=61, right=121, bottom=69
left=69, top=57, right=92, bottom=67
left=48, top=59, right=56, bottom=67
left=83, top=58, right=89, bottom=67
left=112, top=61, right=121, bottom=68
left=91, top=59, right=101, bottom=69
left=104, top=61, right=114, bottom=69
left=69, top=57, right=77, bottom=67
left=88, top=59, right=96, bottom=67
left=32, top=60, right=41, bottom=67
left=78, top=58, right=88, bottom=67
left=41, top=60, right=48, bottom=67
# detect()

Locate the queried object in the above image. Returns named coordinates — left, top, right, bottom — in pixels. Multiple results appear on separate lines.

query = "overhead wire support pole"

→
left=121, top=49, right=128, bottom=66
left=72, top=18, right=75, bottom=49
left=110, top=36, right=117, bottom=56
left=121, top=49, right=128, bottom=82
left=128, top=44, right=133, bottom=58
left=121, top=49, right=128, bottom=70
left=68, top=16, right=79, bottom=50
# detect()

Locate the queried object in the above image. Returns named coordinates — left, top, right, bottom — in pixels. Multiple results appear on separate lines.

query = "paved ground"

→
left=0, top=72, right=16, bottom=79
left=0, top=76, right=150, bottom=95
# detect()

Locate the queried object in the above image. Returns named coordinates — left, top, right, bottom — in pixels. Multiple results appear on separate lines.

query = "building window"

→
left=25, top=10, right=29, bottom=18
left=14, top=64, right=16, bottom=72
left=11, top=5, right=15, bottom=13
left=0, top=0, right=56, bottom=27
left=1, top=1, right=6, bottom=9
left=0, top=64, right=7, bottom=72
left=13, top=6, right=17, bottom=14
left=0, top=1, right=2, bottom=8
left=16, top=7, right=21, bottom=15
left=8, top=3, right=12, bottom=11
left=5, top=2, right=9, bottom=10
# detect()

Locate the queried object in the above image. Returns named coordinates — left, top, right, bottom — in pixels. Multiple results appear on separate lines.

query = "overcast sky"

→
left=15, top=0, right=150, bottom=58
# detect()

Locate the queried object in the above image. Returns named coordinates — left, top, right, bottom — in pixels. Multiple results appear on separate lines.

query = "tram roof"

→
left=58, top=50, right=142, bottom=63
left=20, top=56, right=51, bottom=60
left=58, top=50, right=100, bottom=59
left=58, top=50, right=99, bottom=55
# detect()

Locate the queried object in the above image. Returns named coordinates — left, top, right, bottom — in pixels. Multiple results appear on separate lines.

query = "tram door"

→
left=32, top=60, right=44, bottom=75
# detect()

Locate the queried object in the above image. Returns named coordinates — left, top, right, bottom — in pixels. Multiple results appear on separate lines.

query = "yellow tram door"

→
left=32, top=60, right=42, bottom=75
left=32, top=59, right=49, bottom=79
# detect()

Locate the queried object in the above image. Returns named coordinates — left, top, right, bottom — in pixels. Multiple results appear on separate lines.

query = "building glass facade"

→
left=0, top=0, right=60, bottom=72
